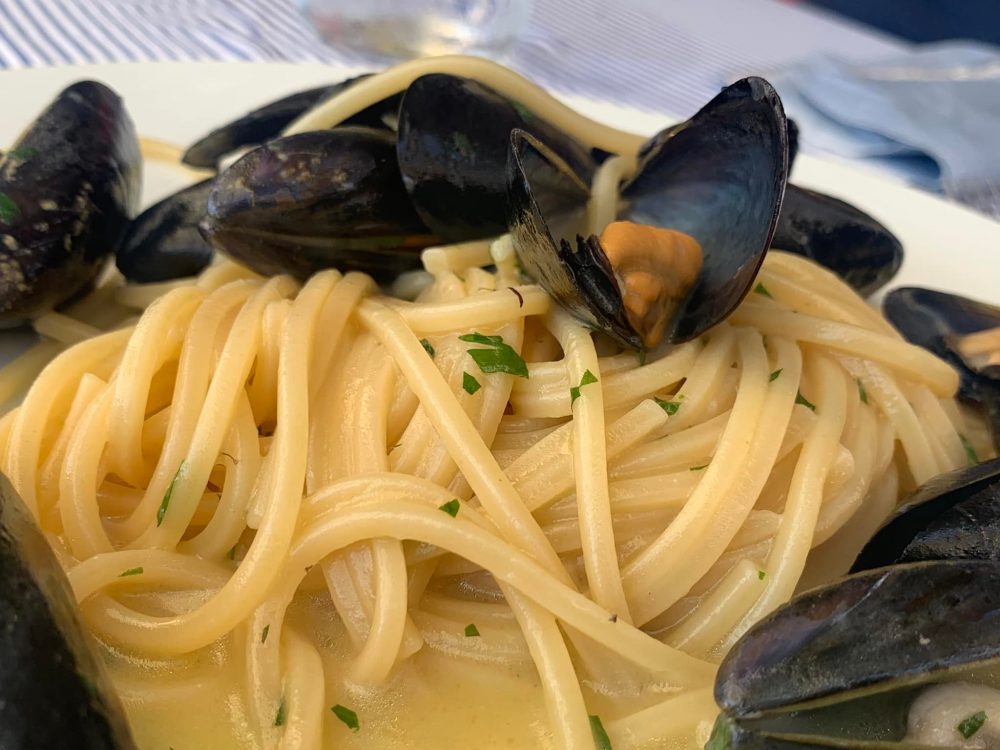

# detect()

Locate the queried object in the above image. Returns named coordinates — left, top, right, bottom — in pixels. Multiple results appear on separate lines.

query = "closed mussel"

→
left=0, top=81, right=141, bottom=324
left=201, top=126, right=439, bottom=281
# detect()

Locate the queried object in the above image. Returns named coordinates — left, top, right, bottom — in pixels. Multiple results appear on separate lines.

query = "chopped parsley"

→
left=857, top=378, right=869, bottom=404
left=795, top=391, right=816, bottom=412
left=459, top=332, right=529, bottom=378
left=960, top=434, right=981, bottom=465
left=769, top=368, right=783, bottom=382
left=157, top=463, right=185, bottom=527
left=758, top=570, right=766, bottom=581
left=570, top=369, right=599, bottom=404
left=274, top=698, right=286, bottom=727
left=654, top=397, right=680, bottom=415
left=332, top=704, right=360, bottom=732
left=462, top=372, right=481, bottom=395
left=958, top=710, right=987, bottom=739
left=638, top=348, right=647, bottom=366
left=420, top=338, right=435, bottom=357
left=6, top=146, right=37, bottom=161
left=589, top=714, right=613, bottom=750
left=464, top=623, right=480, bottom=637
left=690, top=464, right=709, bottom=471
left=119, top=566, right=143, bottom=577
left=439, top=499, right=461, bottom=518
left=0, top=192, right=19, bottom=224
left=226, top=544, right=237, bottom=560
left=262, top=625, right=270, bottom=643
left=753, top=282, right=773, bottom=299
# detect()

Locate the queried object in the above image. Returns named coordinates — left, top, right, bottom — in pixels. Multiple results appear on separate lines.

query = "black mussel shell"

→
left=705, top=711, right=925, bottom=750
left=852, top=457, right=1000, bottom=571
left=786, top=118, right=800, bottom=169
left=715, top=560, right=1000, bottom=719
left=508, top=77, right=787, bottom=349
left=397, top=73, right=596, bottom=240
left=0, top=81, right=141, bottom=324
left=507, top=131, right=636, bottom=342
left=201, top=126, right=438, bottom=282
left=0, top=473, right=136, bottom=748
left=772, top=186, right=903, bottom=297
left=117, top=178, right=214, bottom=282
left=182, top=75, right=402, bottom=169
left=883, top=287, right=1000, bottom=451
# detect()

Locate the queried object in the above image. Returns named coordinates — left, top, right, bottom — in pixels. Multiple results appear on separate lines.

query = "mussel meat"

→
left=181, top=75, right=402, bottom=169
left=200, top=126, right=439, bottom=281
left=508, top=77, right=788, bottom=349
left=884, top=287, right=1000, bottom=451
left=711, top=463, right=1000, bottom=749
left=117, top=178, right=215, bottom=282
left=0, top=81, right=141, bottom=324
left=0, top=473, right=136, bottom=748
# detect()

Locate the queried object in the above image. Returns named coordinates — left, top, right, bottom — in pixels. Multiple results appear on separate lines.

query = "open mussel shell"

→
left=508, top=77, right=787, bottom=349
left=396, top=73, right=596, bottom=240
left=182, top=74, right=402, bottom=169
left=715, top=559, right=1000, bottom=720
left=0, top=81, right=141, bottom=324
left=852, top=457, right=1000, bottom=571
left=0, top=473, right=136, bottom=748
left=117, top=178, right=214, bottom=282
left=771, top=186, right=903, bottom=297
left=883, top=287, right=1000, bottom=450
left=201, top=126, right=438, bottom=282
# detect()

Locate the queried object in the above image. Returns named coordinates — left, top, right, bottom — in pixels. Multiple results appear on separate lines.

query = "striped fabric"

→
left=0, top=0, right=904, bottom=116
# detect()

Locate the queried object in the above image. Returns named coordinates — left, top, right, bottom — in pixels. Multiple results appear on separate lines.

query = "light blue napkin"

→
left=768, top=41, right=1000, bottom=217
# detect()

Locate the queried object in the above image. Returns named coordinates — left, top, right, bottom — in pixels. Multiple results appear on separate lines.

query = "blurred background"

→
left=0, top=0, right=998, bottom=217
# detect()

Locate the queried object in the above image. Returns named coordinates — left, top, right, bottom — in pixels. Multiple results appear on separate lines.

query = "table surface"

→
left=0, top=0, right=906, bottom=118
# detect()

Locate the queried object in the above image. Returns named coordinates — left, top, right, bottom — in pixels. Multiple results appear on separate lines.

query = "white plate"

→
left=2, top=60, right=998, bottom=307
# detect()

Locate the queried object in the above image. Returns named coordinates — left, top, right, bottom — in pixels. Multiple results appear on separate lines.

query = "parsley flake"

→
left=6, top=146, right=37, bottom=161
left=769, top=369, right=783, bottom=382
left=795, top=391, right=816, bottom=412
left=262, top=625, right=270, bottom=643
left=0, top=192, right=19, bottom=224
left=960, top=434, right=981, bottom=465
left=570, top=369, right=599, bottom=404
left=464, top=623, right=480, bottom=637
left=420, top=338, right=435, bottom=357
left=753, top=282, right=773, bottom=299
left=958, top=710, right=987, bottom=739
left=459, top=332, right=529, bottom=378
left=439, top=499, right=460, bottom=517
left=157, top=462, right=185, bottom=526
left=654, top=397, right=680, bottom=415
left=857, top=378, right=869, bottom=404
left=332, top=704, right=360, bottom=732
left=590, top=714, right=613, bottom=750
left=119, top=566, right=143, bottom=577
left=462, top=372, right=481, bottom=395
left=226, top=544, right=237, bottom=560
left=638, top=348, right=647, bottom=366
left=274, top=698, right=286, bottom=727
left=758, top=570, right=766, bottom=581
left=690, top=464, right=709, bottom=471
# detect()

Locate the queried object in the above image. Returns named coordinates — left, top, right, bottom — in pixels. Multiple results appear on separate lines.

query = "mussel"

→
left=771, top=185, right=903, bottom=297
left=710, top=460, right=1000, bottom=749
left=200, top=126, right=438, bottom=281
left=508, top=77, right=788, bottom=349
left=884, top=287, right=1000, bottom=452
left=396, top=72, right=597, bottom=239
left=0, top=473, right=136, bottom=748
left=0, top=81, right=141, bottom=324
left=181, top=74, right=402, bottom=169
left=117, top=178, right=215, bottom=282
